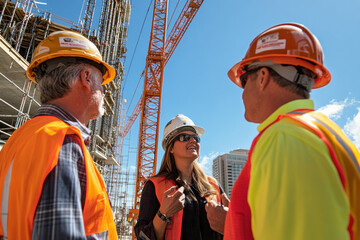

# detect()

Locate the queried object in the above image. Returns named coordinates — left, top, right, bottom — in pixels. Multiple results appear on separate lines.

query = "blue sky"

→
left=43, top=0, right=360, bottom=177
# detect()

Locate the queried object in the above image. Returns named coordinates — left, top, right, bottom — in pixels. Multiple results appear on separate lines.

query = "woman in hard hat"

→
left=134, top=114, right=226, bottom=240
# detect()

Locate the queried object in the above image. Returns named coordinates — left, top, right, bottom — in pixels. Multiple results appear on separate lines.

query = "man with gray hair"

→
left=0, top=31, right=118, bottom=240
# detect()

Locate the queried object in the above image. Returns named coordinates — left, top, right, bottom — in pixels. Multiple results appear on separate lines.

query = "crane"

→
left=127, top=0, right=204, bottom=235
left=123, top=0, right=204, bottom=138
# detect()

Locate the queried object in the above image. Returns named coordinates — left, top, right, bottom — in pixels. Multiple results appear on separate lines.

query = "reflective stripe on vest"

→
left=0, top=160, right=13, bottom=238
left=290, top=111, right=360, bottom=173
left=285, top=110, right=360, bottom=240
left=0, top=116, right=117, bottom=240
left=150, top=176, right=221, bottom=240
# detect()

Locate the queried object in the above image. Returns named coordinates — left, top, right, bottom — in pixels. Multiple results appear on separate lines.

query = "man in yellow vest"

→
left=0, top=31, right=118, bottom=239
left=224, top=23, right=360, bottom=240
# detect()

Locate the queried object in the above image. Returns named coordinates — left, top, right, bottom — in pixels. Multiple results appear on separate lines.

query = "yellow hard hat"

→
left=26, top=31, right=116, bottom=85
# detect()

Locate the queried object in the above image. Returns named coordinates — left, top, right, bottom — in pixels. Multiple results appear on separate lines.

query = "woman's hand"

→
left=205, top=193, right=230, bottom=234
left=159, top=186, right=185, bottom=217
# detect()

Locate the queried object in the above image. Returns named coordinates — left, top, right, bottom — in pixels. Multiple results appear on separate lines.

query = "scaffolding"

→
left=0, top=0, right=132, bottom=238
left=0, top=0, right=76, bottom=144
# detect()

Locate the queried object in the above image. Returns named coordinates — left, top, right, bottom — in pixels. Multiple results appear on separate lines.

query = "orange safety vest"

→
left=150, top=175, right=221, bottom=240
left=0, top=116, right=118, bottom=240
left=224, top=109, right=360, bottom=240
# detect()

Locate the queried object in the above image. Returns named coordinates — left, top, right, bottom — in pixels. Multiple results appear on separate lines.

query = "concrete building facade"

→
left=213, top=149, right=249, bottom=197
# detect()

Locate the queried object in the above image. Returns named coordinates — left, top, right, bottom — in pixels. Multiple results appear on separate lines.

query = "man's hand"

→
left=205, top=193, right=230, bottom=234
left=158, top=186, right=185, bottom=217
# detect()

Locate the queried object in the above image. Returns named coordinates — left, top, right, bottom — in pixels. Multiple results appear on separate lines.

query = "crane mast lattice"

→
left=132, top=0, right=168, bottom=217
left=128, top=0, right=204, bottom=234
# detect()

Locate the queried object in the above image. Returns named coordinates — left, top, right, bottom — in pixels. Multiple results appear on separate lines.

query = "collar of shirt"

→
left=257, top=99, right=314, bottom=132
left=35, top=104, right=92, bottom=145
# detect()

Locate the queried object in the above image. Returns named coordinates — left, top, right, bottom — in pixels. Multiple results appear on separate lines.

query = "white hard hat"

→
left=161, top=114, right=204, bottom=150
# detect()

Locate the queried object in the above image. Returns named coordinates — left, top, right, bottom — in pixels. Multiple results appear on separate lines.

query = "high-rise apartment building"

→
left=213, top=149, right=249, bottom=197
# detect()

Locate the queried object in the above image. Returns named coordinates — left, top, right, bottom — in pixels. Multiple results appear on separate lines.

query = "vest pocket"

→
left=84, top=192, right=108, bottom=235
left=89, top=192, right=106, bottom=232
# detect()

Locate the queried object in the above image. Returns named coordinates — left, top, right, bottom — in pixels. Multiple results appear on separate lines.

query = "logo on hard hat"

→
left=59, top=37, right=88, bottom=49
left=256, top=33, right=286, bottom=54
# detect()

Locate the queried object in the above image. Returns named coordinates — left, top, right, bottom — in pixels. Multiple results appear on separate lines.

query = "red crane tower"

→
left=128, top=0, right=204, bottom=233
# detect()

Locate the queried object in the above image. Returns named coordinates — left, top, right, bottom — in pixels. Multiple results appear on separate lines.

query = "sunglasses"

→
left=240, top=68, right=261, bottom=88
left=174, top=134, right=200, bottom=143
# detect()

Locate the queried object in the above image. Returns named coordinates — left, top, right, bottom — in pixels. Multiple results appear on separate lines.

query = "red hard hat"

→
left=228, top=23, right=331, bottom=89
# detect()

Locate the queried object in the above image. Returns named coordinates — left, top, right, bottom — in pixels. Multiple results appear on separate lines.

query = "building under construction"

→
left=0, top=0, right=132, bottom=237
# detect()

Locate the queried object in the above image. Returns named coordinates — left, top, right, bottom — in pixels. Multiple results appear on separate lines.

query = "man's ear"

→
left=257, top=67, right=271, bottom=91
left=79, top=67, right=92, bottom=91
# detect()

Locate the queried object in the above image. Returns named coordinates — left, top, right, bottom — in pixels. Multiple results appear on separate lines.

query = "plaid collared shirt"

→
left=31, top=104, right=91, bottom=240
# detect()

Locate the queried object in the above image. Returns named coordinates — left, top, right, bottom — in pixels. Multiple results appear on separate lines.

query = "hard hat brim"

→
left=228, top=55, right=331, bottom=89
left=161, top=125, right=204, bottom=150
left=27, top=51, right=116, bottom=84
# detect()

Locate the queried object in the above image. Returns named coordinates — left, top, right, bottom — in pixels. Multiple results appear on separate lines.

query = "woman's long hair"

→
left=154, top=139, right=216, bottom=200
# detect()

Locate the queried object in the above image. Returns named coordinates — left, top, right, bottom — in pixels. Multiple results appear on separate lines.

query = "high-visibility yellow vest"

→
left=285, top=110, right=360, bottom=239
left=224, top=109, right=360, bottom=240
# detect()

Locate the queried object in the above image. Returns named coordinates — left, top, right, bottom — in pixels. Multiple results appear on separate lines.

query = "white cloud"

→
left=130, top=165, right=136, bottom=172
left=198, top=152, right=221, bottom=177
left=317, top=97, right=360, bottom=150
left=317, top=98, right=356, bottom=120
left=344, top=107, right=360, bottom=150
